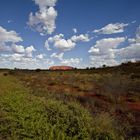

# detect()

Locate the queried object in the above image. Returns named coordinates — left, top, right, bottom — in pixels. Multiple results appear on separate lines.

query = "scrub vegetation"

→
left=0, top=61, right=140, bottom=140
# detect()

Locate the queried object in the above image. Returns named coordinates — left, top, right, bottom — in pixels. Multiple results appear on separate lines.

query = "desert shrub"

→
left=3, top=73, right=8, bottom=76
left=91, top=112, right=124, bottom=140
left=0, top=91, right=125, bottom=140
left=0, top=92, right=93, bottom=139
left=35, top=68, right=41, bottom=72
left=44, top=99, right=93, bottom=139
left=0, top=92, right=49, bottom=139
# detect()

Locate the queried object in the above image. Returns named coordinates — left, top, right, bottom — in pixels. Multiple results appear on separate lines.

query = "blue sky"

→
left=0, top=0, right=140, bottom=69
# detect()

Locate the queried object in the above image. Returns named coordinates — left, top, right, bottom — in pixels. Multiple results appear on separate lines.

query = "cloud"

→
left=12, top=44, right=36, bottom=58
left=0, top=42, right=10, bottom=52
left=89, top=55, right=118, bottom=67
left=48, top=33, right=64, bottom=43
left=28, top=0, right=58, bottom=35
left=89, top=35, right=140, bottom=67
left=128, top=38, right=136, bottom=43
left=50, top=52, right=64, bottom=60
left=10, top=53, right=25, bottom=62
left=44, top=40, right=52, bottom=50
left=45, top=34, right=75, bottom=51
left=88, top=37, right=126, bottom=67
left=73, top=28, right=77, bottom=33
left=0, top=26, right=55, bottom=69
left=12, top=44, right=25, bottom=53
left=127, top=25, right=140, bottom=44
left=93, top=23, right=128, bottom=34
left=71, top=34, right=90, bottom=42
left=88, top=37, right=125, bottom=55
left=5, top=43, right=36, bottom=59
left=25, top=45, right=36, bottom=57
left=36, top=54, right=44, bottom=59
left=117, top=43, right=140, bottom=60
left=0, top=26, right=23, bottom=52
left=61, top=58, right=82, bottom=66
left=0, top=51, right=54, bottom=69
left=0, top=26, right=22, bottom=43
left=54, top=39, right=76, bottom=51
left=45, top=33, right=90, bottom=51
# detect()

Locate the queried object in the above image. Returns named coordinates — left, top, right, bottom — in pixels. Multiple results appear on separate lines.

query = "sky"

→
left=0, top=0, right=140, bottom=69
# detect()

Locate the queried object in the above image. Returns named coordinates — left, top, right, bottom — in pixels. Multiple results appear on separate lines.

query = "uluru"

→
left=49, top=66, right=74, bottom=70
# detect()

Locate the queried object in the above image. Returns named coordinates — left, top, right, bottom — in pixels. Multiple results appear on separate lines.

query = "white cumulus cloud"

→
left=93, top=23, right=128, bottom=34
left=89, top=37, right=125, bottom=55
left=36, top=54, right=44, bottom=59
left=45, top=33, right=90, bottom=51
left=54, top=39, right=76, bottom=51
left=61, top=58, right=82, bottom=66
left=50, top=52, right=64, bottom=60
left=71, top=34, right=90, bottom=42
left=25, top=45, right=36, bottom=58
left=88, top=37, right=126, bottom=67
left=28, top=0, right=58, bottom=35
left=0, top=26, right=22, bottom=43
left=12, top=44, right=25, bottom=53
left=117, top=43, right=140, bottom=60
left=0, top=26, right=23, bottom=52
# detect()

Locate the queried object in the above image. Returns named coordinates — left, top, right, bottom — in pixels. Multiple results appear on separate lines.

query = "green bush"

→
left=45, top=100, right=92, bottom=139
left=0, top=92, right=92, bottom=139
left=91, top=112, right=124, bottom=140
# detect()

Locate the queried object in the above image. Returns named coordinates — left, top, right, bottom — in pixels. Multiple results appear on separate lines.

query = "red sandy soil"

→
left=126, top=102, right=140, bottom=111
left=83, top=92, right=140, bottom=112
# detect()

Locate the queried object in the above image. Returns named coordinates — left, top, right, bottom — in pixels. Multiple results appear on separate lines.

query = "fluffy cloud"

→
left=25, top=45, right=36, bottom=57
left=73, top=28, right=77, bottom=33
left=0, top=42, right=10, bottom=52
left=12, top=44, right=25, bottom=53
left=71, top=34, right=90, bottom=42
left=50, top=52, right=64, bottom=60
left=88, top=37, right=126, bottom=67
left=34, top=0, right=57, bottom=7
left=128, top=38, right=136, bottom=43
left=45, top=40, right=51, bottom=50
left=36, top=54, right=44, bottom=59
left=61, top=58, right=82, bottom=66
left=45, top=33, right=90, bottom=51
left=117, top=43, right=140, bottom=60
left=54, top=39, right=76, bottom=51
left=45, top=34, right=74, bottom=51
left=0, top=26, right=22, bottom=43
left=0, top=26, right=55, bottom=69
left=93, top=23, right=128, bottom=34
left=11, top=44, right=36, bottom=59
left=89, top=55, right=118, bottom=67
left=89, top=37, right=125, bottom=55
left=0, top=26, right=23, bottom=52
left=28, top=0, right=58, bottom=35
left=89, top=35, right=140, bottom=67
left=12, top=45, right=36, bottom=58
left=10, top=53, right=25, bottom=62
left=0, top=52, right=54, bottom=69
left=50, top=51, right=82, bottom=67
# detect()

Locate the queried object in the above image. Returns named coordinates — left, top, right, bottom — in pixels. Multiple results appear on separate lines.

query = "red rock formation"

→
left=49, top=66, right=74, bottom=70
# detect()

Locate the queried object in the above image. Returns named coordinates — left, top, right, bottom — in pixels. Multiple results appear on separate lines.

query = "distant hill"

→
left=49, top=66, right=74, bottom=70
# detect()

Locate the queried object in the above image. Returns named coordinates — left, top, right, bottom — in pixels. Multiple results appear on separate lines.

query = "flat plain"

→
left=0, top=62, right=140, bottom=140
